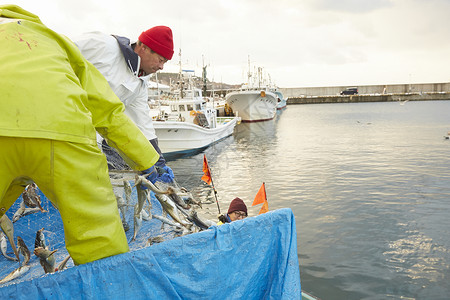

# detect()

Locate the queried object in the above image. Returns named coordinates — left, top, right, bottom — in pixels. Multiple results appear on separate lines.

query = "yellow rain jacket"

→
left=0, top=5, right=159, bottom=265
left=0, top=5, right=157, bottom=170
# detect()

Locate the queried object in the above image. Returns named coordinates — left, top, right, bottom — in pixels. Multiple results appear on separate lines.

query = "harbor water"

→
left=168, top=100, right=450, bottom=300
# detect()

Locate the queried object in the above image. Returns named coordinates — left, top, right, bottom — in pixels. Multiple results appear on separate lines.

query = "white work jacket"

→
left=75, top=32, right=157, bottom=140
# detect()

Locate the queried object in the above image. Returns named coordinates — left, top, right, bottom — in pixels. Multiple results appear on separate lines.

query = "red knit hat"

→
left=228, top=197, right=248, bottom=215
left=138, top=26, right=174, bottom=60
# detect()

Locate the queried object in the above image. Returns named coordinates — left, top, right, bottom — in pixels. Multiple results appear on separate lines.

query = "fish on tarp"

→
left=34, top=247, right=57, bottom=274
left=176, top=206, right=210, bottom=231
left=22, top=182, right=46, bottom=212
left=179, top=187, right=202, bottom=208
left=123, top=179, right=132, bottom=211
left=0, top=265, right=31, bottom=284
left=146, top=235, right=165, bottom=246
left=151, top=214, right=183, bottom=230
left=187, top=210, right=210, bottom=231
left=34, top=227, right=47, bottom=249
left=0, top=215, right=20, bottom=262
left=115, top=193, right=129, bottom=232
left=12, top=199, right=43, bottom=223
left=55, top=255, right=71, bottom=272
left=167, top=186, right=190, bottom=210
left=0, top=231, right=18, bottom=261
left=34, top=228, right=58, bottom=273
left=132, top=182, right=148, bottom=241
left=154, top=193, right=189, bottom=228
left=17, top=236, right=30, bottom=266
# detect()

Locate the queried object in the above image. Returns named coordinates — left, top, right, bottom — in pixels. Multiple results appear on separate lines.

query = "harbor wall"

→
left=279, top=82, right=450, bottom=104
left=279, top=82, right=450, bottom=98
left=286, top=92, right=450, bottom=105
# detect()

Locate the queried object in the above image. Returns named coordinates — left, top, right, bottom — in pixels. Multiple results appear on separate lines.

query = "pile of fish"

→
left=1, top=174, right=214, bottom=284
left=12, top=183, right=47, bottom=223
left=1, top=214, right=70, bottom=284
left=112, top=174, right=215, bottom=245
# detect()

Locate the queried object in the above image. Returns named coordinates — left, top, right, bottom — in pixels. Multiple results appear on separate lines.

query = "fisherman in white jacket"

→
left=75, top=26, right=175, bottom=182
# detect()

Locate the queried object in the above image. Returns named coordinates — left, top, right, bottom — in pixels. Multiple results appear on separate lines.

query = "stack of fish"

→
left=1, top=176, right=214, bottom=284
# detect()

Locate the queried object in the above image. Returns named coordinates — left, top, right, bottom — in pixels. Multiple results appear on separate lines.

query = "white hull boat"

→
left=154, top=117, right=239, bottom=155
left=225, top=89, right=277, bottom=122
left=149, top=68, right=240, bottom=157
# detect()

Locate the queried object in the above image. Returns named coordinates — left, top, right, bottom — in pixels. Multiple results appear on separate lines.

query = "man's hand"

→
left=156, top=165, right=175, bottom=183
left=142, top=166, right=158, bottom=184
left=142, top=165, right=174, bottom=184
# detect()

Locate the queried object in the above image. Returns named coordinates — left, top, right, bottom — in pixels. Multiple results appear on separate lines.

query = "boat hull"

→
left=154, top=117, right=239, bottom=155
left=225, top=90, right=277, bottom=122
left=276, top=99, right=287, bottom=110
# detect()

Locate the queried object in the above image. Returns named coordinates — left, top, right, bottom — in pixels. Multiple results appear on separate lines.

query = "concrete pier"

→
left=280, top=82, right=450, bottom=105
left=287, top=92, right=450, bottom=105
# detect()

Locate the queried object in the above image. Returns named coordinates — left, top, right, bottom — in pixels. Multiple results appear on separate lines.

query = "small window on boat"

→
left=179, top=105, right=186, bottom=111
left=171, top=105, right=177, bottom=111
left=187, top=104, right=193, bottom=111
left=195, top=91, right=200, bottom=97
left=195, top=104, right=201, bottom=110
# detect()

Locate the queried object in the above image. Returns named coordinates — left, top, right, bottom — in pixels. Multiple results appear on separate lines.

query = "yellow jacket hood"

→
left=0, top=5, right=43, bottom=24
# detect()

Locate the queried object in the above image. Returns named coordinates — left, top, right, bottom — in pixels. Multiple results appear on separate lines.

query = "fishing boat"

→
left=275, top=90, right=287, bottom=110
left=225, top=59, right=278, bottom=122
left=149, top=71, right=240, bottom=157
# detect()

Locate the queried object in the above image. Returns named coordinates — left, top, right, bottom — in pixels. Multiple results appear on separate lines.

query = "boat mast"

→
left=178, top=48, right=184, bottom=99
left=247, top=55, right=251, bottom=89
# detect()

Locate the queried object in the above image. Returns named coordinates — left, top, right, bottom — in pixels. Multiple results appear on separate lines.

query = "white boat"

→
left=149, top=72, right=240, bottom=157
left=225, top=61, right=278, bottom=122
left=275, top=90, right=287, bottom=110
left=225, top=88, right=277, bottom=122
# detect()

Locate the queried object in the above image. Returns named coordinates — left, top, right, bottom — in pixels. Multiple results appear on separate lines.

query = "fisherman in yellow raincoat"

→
left=0, top=5, right=161, bottom=265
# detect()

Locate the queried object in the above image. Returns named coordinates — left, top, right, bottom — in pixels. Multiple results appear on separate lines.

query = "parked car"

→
left=340, top=87, right=358, bottom=95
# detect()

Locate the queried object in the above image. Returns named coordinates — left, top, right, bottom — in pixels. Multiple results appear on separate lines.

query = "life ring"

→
left=190, top=110, right=196, bottom=116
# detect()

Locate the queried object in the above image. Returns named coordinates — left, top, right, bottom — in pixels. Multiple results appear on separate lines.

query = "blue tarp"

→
left=1, top=195, right=301, bottom=299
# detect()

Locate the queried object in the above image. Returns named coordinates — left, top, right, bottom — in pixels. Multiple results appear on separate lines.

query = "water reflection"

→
left=170, top=101, right=450, bottom=299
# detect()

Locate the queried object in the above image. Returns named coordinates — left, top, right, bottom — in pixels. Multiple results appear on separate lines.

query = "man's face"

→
left=229, top=211, right=247, bottom=222
left=136, top=44, right=168, bottom=75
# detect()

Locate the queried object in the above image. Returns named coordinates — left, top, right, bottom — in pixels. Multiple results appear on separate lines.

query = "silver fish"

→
left=34, top=228, right=47, bottom=249
left=22, top=183, right=46, bottom=212
left=56, top=255, right=71, bottom=271
left=141, top=209, right=151, bottom=221
left=167, top=187, right=190, bottom=210
left=132, top=212, right=142, bottom=242
left=0, top=232, right=18, bottom=261
left=0, top=265, right=31, bottom=284
left=187, top=210, right=210, bottom=231
left=0, top=215, right=20, bottom=262
left=132, top=182, right=148, bottom=241
left=179, top=187, right=202, bottom=208
left=115, top=194, right=129, bottom=232
left=17, top=236, right=30, bottom=266
left=154, top=193, right=188, bottom=227
left=124, top=180, right=132, bottom=210
left=34, top=247, right=57, bottom=274
left=151, top=214, right=183, bottom=230
left=12, top=200, right=43, bottom=223
left=134, top=175, right=169, bottom=194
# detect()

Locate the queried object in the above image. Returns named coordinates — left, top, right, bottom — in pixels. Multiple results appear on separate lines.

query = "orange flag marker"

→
left=201, top=154, right=221, bottom=214
left=201, top=155, right=212, bottom=185
left=252, top=182, right=267, bottom=206
left=258, top=200, right=269, bottom=215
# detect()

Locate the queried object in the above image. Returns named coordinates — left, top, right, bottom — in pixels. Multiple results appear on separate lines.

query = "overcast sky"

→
left=9, top=0, right=450, bottom=87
